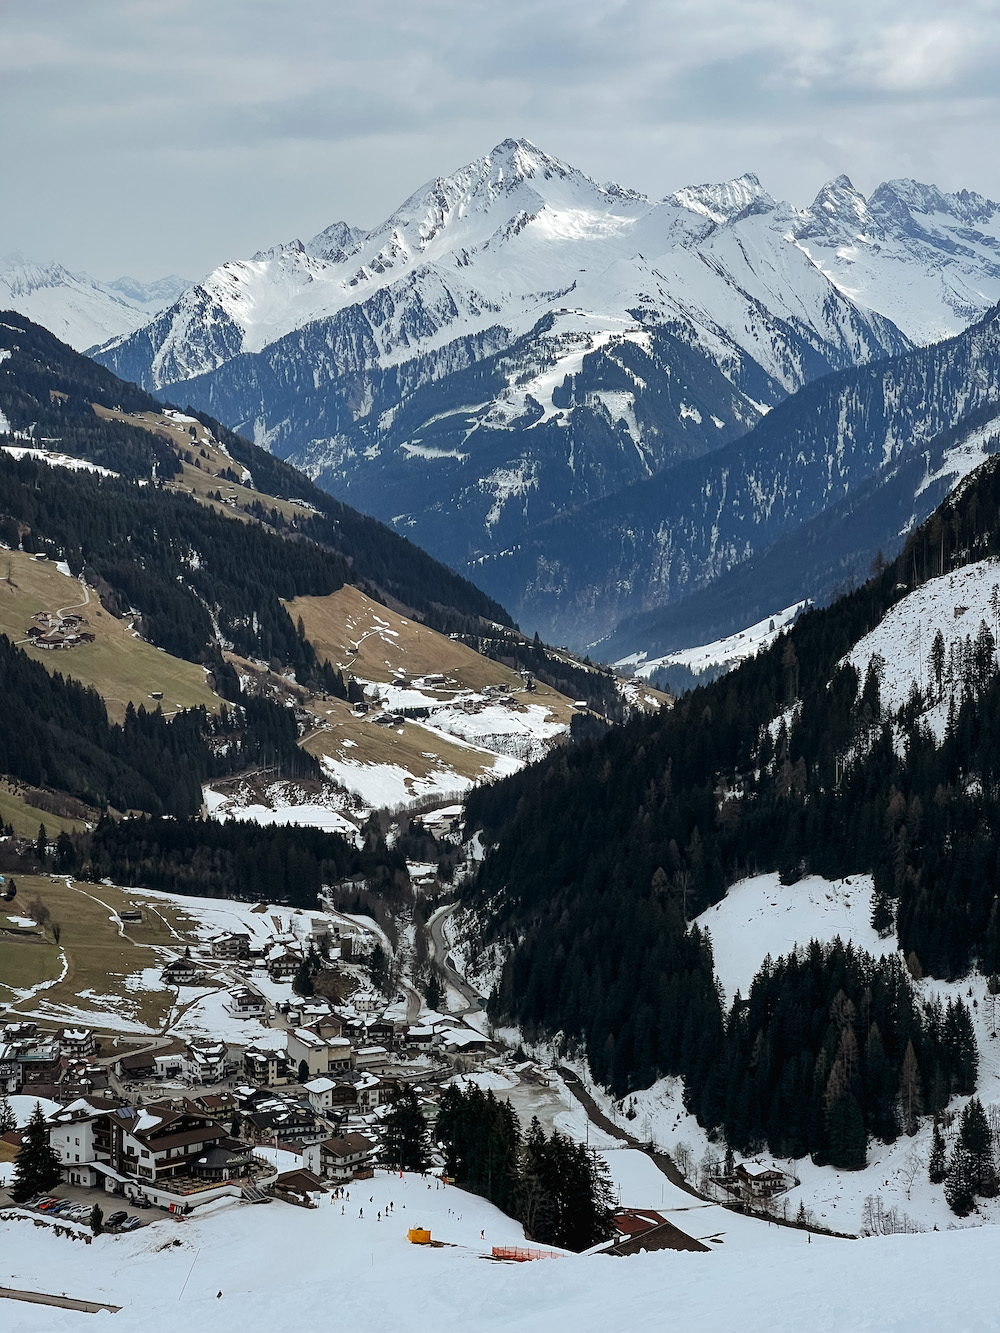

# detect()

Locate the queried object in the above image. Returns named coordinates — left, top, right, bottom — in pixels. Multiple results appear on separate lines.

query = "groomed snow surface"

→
left=3, top=1168, right=1000, bottom=1332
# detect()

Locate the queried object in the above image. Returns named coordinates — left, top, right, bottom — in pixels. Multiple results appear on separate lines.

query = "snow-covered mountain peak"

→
left=796, top=176, right=875, bottom=243
left=2, top=259, right=87, bottom=298
left=251, top=238, right=306, bottom=262
left=670, top=172, right=773, bottom=225
left=305, top=221, right=367, bottom=263
left=869, top=178, right=1000, bottom=234
left=365, top=136, right=644, bottom=259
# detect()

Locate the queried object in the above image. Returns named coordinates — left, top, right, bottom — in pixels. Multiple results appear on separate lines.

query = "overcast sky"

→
left=4, top=0, right=1000, bottom=282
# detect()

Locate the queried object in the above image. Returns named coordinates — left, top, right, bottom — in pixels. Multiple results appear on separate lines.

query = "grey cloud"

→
left=1, top=0, right=999, bottom=278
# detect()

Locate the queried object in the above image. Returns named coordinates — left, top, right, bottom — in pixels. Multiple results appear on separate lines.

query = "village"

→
left=0, top=890, right=515, bottom=1216
left=0, top=877, right=800, bottom=1257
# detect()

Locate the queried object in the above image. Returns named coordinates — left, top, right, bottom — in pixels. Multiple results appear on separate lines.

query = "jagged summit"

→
left=306, top=221, right=367, bottom=262
left=870, top=178, right=1000, bottom=229
left=670, top=171, right=773, bottom=224
left=795, top=175, right=875, bottom=243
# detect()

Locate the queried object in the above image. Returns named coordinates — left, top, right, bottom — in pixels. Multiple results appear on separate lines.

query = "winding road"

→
left=427, top=903, right=482, bottom=1016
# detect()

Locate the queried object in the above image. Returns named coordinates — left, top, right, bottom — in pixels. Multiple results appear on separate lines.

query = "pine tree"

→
left=90, top=1203, right=104, bottom=1235
left=959, top=1097, right=998, bottom=1198
left=10, top=1102, right=63, bottom=1203
left=928, top=1118, right=947, bottom=1184
left=898, top=1040, right=922, bottom=1137
left=380, top=1086, right=429, bottom=1172
left=944, top=1141, right=976, bottom=1216
left=0, top=1095, right=16, bottom=1133
left=293, top=958, right=315, bottom=997
left=944, top=999, right=979, bottom=1094
left=519, top=1116, right=557, bottom=1241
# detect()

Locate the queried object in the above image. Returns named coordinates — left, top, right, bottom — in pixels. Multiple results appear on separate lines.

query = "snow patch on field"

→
left=1, top=444, right=119, bottom=476
left=423, top=701, right=566, bottom=763
left=203, top=783, right=361, bottom=841
left=319, top=755, right=470, bottom=809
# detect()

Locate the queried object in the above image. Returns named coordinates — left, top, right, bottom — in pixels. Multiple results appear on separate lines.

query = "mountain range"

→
left=0, top=256, right=190, bottom=354
left=13, top=138, right=1000, bottom=652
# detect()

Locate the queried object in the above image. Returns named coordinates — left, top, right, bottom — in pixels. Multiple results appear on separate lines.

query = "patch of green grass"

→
left=1, top=876, right=202, bottom=1032
left=0, top=787, right=86, bottom=839
left=0, top=933, right=62, bottom=992
left=0, top=548, right=221, bottom=723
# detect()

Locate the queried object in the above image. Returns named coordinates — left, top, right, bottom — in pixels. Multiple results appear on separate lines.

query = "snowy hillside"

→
left=846, top=555, right=1000, bottom=740
left=0, top=257, right=190, bottom=351
left=8, top=1165, right=1000, bottom=1333
left=616, top=601, right=806, bottom=683
left=699, top=871, right=895, bottom=1004
left=585, top=870, right=1000, bottom=1238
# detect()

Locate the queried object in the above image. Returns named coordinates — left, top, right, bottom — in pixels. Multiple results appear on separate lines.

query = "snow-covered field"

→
left=413, top=700, right=566, bottom=764
left=698, top=871, right=894, bottom=1003
left=318, top=753, right=474, bottom=810
left=203, top=784, right=361, bottom=842
left=3, top=1168, right=1000, bottom=1332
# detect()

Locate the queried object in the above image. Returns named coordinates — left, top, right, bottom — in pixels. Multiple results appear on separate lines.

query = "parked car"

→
left=38, top=1198, right=64, bottom=1211
left=105, top=1210, right=128, bottom=1228
left=119, top=1216, right=143, bottom=1231
left=28, top=1196, right=57, bottom=1209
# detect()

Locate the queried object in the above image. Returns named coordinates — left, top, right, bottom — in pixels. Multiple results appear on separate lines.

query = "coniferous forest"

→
left=436, top=1082, right=615, bottom=1250
left=80, top=813, right=403, bottom=907
left=463, top=451, right=1000, bottom=1164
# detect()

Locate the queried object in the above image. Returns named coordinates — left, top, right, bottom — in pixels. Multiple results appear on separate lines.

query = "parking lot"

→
left=0, top=1181, right=156, bottom=1232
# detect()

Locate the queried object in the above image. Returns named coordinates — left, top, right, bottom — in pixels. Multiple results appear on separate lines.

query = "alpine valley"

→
left=7, top=133, right=1000, bottom=1333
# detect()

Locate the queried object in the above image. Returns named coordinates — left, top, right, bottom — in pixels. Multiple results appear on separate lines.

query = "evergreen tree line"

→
left=0, top=313, right=182, bottom=478
left=436, top=1083, right=615, bottom=1251
left=462, top=455, right=1000, bottom=1147
left=0, top=632, right=314, bottom=815
left=699, top=941, right=977, bottom=1170
left=0, top=451, right=352, bottom=680
left=78, top=813, right=403, bottom=908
